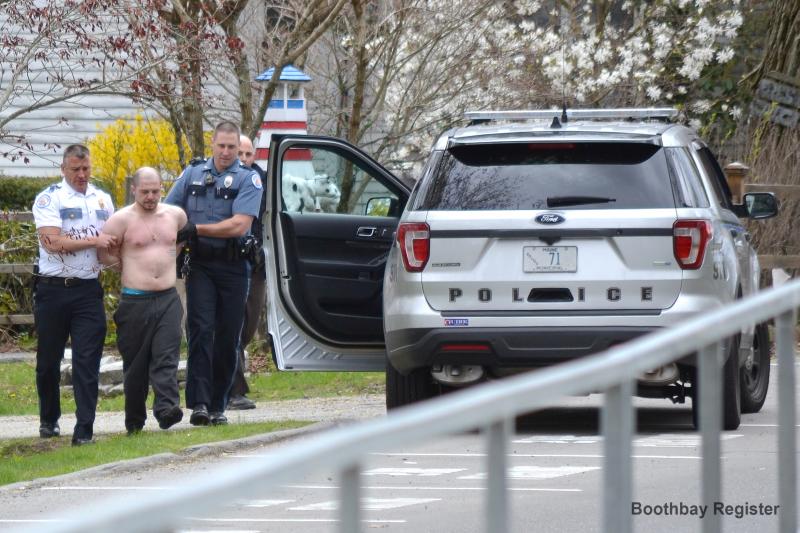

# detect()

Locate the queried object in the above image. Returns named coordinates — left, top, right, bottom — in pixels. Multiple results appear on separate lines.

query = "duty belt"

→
left=38, top=276, right=97, bottom=287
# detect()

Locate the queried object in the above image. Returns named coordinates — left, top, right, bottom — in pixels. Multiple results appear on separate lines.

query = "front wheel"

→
left=386, top=364, right=436, bottom=410
left=740, top=323, right=771, bottom=414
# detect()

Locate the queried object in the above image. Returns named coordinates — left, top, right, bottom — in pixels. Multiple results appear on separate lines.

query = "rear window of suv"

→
left=419, top=142, right=676, bottom=210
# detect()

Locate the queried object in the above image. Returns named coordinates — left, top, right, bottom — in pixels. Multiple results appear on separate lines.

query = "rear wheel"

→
left=691, top=336, right=741, bottom=431
left=386, top=364, right=436, bottom=410
left=740, top=323, right=771, bottom=414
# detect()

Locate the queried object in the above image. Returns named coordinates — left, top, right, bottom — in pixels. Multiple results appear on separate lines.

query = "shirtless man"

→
left=99, top=167, right=187, bottom=434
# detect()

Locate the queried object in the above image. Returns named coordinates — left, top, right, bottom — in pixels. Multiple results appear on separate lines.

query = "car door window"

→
left=281, top=146, right=399, bottom=216
left=665, top=147, right=709, bottom=208
left=695, top=147, right=734, bottom=210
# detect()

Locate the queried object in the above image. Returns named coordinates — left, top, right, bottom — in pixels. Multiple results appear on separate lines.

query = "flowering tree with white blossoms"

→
left=310, top=0, right=747, bottom=172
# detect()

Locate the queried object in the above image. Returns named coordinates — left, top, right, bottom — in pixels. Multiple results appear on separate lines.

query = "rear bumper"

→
left=386, top=326, right=658, bottom=374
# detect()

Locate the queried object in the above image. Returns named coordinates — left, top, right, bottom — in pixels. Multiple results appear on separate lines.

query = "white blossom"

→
left=716, top=47, right=735, bottom=63
left=646, top=86, right=663, bottom=101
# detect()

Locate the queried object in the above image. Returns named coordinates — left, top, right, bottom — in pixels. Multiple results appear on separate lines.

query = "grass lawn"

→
left=0, top=361, right=385, bottom=416
left=0, top=420, right=310, bottom=486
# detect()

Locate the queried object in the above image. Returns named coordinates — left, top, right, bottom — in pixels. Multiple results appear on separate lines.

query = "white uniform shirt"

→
left=32, top=179, right=115, bottom=279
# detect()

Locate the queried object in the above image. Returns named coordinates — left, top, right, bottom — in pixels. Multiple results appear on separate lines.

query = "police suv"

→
left=264, top=108, right=778, bottom=430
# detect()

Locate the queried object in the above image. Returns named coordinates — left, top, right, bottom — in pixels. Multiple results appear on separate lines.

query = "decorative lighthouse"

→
left=253, top=65, right=313, bottom=177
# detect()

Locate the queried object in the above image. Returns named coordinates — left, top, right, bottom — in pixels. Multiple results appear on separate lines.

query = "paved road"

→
left=0, top=363, right=794, bottom=533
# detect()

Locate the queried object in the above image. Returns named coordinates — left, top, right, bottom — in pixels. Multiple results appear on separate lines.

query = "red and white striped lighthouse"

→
left=253, top=65, right=313, bottom=176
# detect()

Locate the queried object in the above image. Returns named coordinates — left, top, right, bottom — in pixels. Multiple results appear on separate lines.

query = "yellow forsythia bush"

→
left=88, top=115, right=193, bottom=207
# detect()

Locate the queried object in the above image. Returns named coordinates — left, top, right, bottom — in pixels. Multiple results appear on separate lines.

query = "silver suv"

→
left=264, top=108, right=777, bottom=430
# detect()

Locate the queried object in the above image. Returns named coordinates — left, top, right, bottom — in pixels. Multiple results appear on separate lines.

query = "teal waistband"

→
left=121, top=287, right=157, bottom=296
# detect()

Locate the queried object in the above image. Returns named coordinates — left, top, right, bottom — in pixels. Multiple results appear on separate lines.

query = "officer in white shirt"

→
left=32, top=144, right=116, bottom=446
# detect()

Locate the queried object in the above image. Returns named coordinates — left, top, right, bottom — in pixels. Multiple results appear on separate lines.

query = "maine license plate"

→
left=523, top=246, right=577, bottom=273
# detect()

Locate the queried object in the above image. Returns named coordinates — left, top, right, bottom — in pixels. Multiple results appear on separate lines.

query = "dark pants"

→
left=185, top=258, right=249, bottom=412
left=114, top=288, right=183, bottom=431
left=230, top=268, right=266, bottom=397
left=34, top=279, right=105, bottom=441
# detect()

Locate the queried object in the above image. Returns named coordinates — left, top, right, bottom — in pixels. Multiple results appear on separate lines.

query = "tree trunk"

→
left=747, top=0, right=800, bottom=90
left=338, top=0, right=368, bottom=213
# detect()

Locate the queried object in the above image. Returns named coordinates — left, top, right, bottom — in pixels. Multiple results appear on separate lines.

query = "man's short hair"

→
left=63, top=144, right=90, bottom=162
left=132, top=167, right=162, bottom=187
left=214, top=121, right=240, bottom=138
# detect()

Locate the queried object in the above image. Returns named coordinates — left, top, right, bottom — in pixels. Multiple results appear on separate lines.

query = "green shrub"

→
left=0, top=218, right=121, bottom=346
left=0, top=218, right=37, bottom=318
left=0, top=177, right=60, bottom=211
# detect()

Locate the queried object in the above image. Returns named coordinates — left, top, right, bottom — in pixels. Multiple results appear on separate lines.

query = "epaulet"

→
left=47, top=183, right=61, bottom=192
left=189, top=157, right=206, bottom=167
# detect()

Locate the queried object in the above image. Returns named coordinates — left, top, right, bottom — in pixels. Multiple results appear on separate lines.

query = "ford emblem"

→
left=535, top=213, right=565, bottom=225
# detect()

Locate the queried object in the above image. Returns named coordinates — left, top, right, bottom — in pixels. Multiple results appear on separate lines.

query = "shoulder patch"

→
left=36, top=194, right=51, bottom=208
left=251, top=173, right=263, bottom=190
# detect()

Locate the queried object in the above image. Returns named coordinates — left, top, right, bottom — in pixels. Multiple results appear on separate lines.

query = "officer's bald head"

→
left=239, top=135, right=255, bottom=167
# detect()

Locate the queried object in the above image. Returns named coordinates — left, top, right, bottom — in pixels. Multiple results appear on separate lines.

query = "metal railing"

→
left=25, top=280, right=800, bottom=533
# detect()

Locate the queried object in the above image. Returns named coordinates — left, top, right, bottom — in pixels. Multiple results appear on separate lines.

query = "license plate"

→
left=523, top=246, right=577, bottom=273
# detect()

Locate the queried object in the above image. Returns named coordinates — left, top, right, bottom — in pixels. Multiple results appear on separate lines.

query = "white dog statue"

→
left=309, top=174, right=341, bottom=213
left=282, top=174, right=316, bottom=213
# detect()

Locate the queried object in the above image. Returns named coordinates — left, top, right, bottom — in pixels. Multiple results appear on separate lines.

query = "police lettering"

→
left=444, top=286, right=654, bottom=302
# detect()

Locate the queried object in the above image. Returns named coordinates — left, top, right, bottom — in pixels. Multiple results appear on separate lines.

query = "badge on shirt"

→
left=37, top=194, right=51, bottom=208
left=98, top=198, right=105, bottom=210
left=224, top=175, right=234, bottom=188
left=251, top=174, right=263, bottom=189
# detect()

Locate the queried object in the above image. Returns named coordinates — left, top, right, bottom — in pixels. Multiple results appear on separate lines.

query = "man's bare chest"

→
left=125, top=214, right=176, bottom=248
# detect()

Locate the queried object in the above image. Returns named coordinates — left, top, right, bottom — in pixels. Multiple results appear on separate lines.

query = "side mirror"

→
left=744, top=192, right=778, bottom=220
left=366, top=196, right=399, bottom=217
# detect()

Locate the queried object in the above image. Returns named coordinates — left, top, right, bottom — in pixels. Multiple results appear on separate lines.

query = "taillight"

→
left=673, top=220, right=712, bottom=269
left=397, top=222, right=430, bottom=272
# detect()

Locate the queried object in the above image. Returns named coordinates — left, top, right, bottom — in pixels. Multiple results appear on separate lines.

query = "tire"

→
left=722, top=337, right=742, bottom=430
left=691, top=336, right=741, bottom=431
left=740, top=323, right=771, bottom=414
left=386, top=364, right=435, bottom=410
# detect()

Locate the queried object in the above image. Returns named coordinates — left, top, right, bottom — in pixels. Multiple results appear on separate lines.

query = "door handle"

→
left=357, top=226, right=377, bottom=238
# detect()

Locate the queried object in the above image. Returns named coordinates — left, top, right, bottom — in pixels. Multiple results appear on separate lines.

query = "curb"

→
left=0, top=352, right=35, bottom=363
left=0, top=420, right=343, bottom=493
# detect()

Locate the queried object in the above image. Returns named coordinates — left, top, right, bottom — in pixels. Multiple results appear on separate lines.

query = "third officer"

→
left=166, top=121, right=263, bottom=426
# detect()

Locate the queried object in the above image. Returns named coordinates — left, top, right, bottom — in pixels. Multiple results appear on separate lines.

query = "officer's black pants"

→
left=34, top=279, right=105, bottom=440
left=114, top=288, right=183, bottom=431
left=230, top=265, right=266, bottom=397
left=185, top=258, right=249, bottom=412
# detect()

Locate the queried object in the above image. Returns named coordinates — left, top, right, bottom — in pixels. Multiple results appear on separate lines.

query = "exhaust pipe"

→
left=431, top=365, right=484, bottom=386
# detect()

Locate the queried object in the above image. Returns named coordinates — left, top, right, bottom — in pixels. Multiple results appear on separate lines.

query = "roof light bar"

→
left=464, top=108, right=678, bottom=121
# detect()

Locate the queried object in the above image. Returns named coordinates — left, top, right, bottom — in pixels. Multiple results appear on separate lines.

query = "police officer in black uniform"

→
left=227, top=134, right=266, bottom=410
left=166, top=121, right=263, bottom=426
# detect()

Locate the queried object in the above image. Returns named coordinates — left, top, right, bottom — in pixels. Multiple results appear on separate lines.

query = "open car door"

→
left=264, top=135, right=411, bottom=370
